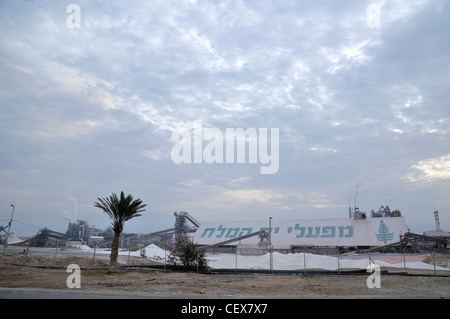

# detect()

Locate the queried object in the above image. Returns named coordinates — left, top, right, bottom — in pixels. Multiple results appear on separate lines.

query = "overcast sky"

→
left=1, top=0, right=449, bottom=237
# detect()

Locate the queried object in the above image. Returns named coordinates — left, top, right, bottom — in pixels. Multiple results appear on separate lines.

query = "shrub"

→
left=168, top=236, right=208, bottom=271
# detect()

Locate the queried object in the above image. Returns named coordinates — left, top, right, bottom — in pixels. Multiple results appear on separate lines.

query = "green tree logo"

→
left=375, top=220, right=394, bottom=244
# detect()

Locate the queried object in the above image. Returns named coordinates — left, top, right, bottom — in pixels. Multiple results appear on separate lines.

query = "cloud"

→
left=407, top=154, right=450, bottom=183
left=1, top=0, right=449, bottom=235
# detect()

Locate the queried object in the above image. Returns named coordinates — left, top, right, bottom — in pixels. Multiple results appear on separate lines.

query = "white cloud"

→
left=309, top=146, right=338, bottom=153
left=379, top=0, right=432, bottom=27
left=141, top=148, right=170, bottom=161
left=407, top=154, right=450, bottom=183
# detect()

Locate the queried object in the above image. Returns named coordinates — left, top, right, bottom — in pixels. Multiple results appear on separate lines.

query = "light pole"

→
left=3, top=204, right=15, bottom=253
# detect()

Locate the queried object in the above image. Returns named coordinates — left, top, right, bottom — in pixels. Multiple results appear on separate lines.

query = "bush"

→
left=168, top=236, right=208, bottom=271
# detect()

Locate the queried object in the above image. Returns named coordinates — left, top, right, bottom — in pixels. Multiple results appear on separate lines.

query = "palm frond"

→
left=94, top=191, right=147, bottom=227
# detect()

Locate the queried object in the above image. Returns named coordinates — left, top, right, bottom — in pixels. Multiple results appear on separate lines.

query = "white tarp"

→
left=72, top=241, right=448, bottom=271
left=206, top=252, right=450, bottom=271
left=5, top=234, right=26, bottom=245
left=193, top=217, right=409, bottom=247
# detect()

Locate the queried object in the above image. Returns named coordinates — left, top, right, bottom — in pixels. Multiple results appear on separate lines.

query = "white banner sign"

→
left=193, top=217, right=409, bottom=247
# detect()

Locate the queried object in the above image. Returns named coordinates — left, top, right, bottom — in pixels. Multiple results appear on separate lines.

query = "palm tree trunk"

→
left=110, top=231, right=120, bottom=269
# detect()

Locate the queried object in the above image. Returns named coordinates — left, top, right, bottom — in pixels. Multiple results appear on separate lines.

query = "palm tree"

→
left=94, top=191, right=147, bottom=268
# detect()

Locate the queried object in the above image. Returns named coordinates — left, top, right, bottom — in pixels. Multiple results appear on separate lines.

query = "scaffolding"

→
left=174, top=211, right=200, bottom=238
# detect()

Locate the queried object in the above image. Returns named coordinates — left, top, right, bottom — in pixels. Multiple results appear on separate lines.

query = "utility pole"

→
left=3, top=204, right=15, bottom=253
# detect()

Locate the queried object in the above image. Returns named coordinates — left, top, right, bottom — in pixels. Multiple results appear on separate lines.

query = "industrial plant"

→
left=2, top=206, right=448, bottom=262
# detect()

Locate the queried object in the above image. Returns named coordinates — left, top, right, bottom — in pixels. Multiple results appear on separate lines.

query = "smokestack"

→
left=434, top=211, right=441, bottom=231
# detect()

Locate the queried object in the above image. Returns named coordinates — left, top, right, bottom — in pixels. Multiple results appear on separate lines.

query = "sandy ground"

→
left=0, top=252, right=449, bottom=299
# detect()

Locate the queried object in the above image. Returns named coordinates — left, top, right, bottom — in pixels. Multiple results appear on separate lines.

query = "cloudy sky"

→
left=1, top=0, right=449, bottom=237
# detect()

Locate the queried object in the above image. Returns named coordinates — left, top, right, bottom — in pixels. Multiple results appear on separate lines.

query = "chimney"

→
left=434, top=211, right=441, bottom=231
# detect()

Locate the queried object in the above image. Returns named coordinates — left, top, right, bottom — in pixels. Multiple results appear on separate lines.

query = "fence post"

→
left=431, top=248, right=437, bottom=275
left=26, top=237, right=30, bottom=256
left=402, top=247, right=407, bottom=274
left=304, top=252, right=307, bottom=274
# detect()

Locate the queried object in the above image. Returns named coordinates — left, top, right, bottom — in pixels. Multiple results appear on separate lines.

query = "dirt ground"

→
left=1, top=252, right=449, bottom=299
